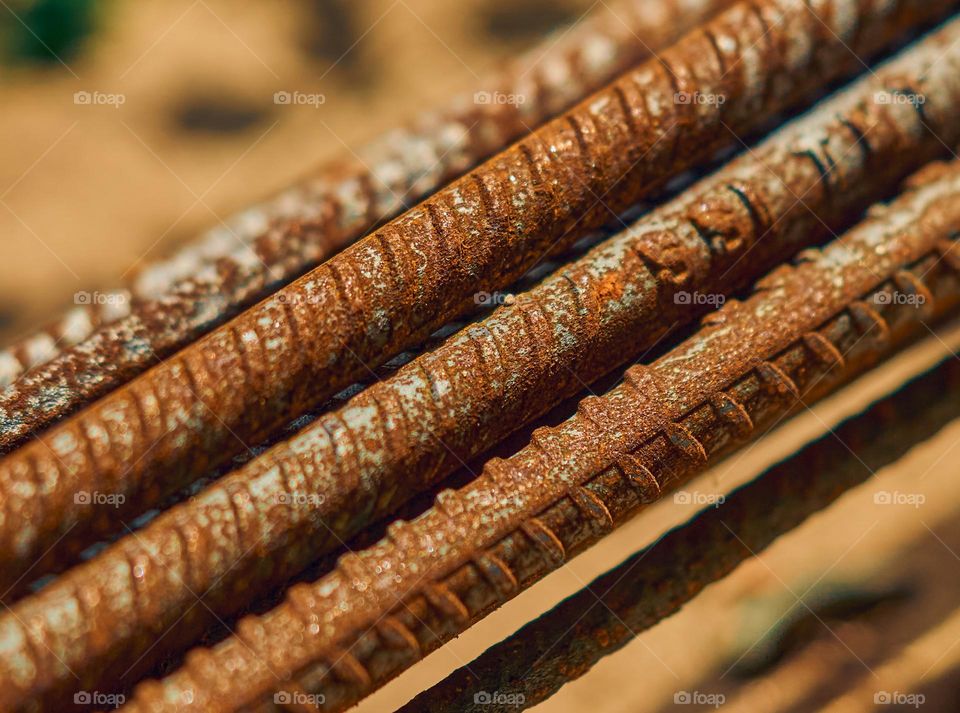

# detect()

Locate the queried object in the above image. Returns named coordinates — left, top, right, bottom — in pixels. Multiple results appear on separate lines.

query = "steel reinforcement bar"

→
left=4, top=21, right=960, bottom=711
left=0, top=0, right=736, bottom=427
left=116, top=160, right=960, bottom=712
left=1, top=0, right=946, bottom=591
left=402, top=347, right=960, bottom=712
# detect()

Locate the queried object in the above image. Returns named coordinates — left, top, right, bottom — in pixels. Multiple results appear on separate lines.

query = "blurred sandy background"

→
left=4, top=2, right=960, bottom=712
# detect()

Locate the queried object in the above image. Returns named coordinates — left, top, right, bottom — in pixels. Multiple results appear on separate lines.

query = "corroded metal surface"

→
left=0, top=293, right=131, bottom=388
left=0, top=0, right=735, bottom=420
left=402, top=350, right=960, bottom=713
left=4, top=21, right=960, bottom=711
left=0, top=0, right=950, bottom=599
left=117, top=160, right=960, bottom=712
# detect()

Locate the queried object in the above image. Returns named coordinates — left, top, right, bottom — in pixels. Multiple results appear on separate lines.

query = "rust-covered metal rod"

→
left=3, top=22, right=960, bottom=713
left=0, top=0, right=736, bottom=418
left=402, top=347, right=960, bottom=713
left=0, top=0, right=951, bottom=597
left=119, top=159, right=960, bottom=713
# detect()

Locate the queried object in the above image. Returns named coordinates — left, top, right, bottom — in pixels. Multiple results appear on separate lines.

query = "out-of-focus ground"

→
left=3, top=2, right=960, bottom=712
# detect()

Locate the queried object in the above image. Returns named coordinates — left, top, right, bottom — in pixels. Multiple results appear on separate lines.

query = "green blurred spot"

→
left=2, top=0, right=101, bottom=66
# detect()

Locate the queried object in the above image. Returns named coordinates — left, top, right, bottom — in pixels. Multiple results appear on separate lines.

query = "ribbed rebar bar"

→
left=0, top=0, right=951, bottom=601
left=5, top=18, right=960, bottom=712
left=3, top=19, right=960, bottom=712
left=0, top=0, right=736, bottom=424
left=117, top=158, right=960, bottom=712
left=402, top=348, right=960, bottom=713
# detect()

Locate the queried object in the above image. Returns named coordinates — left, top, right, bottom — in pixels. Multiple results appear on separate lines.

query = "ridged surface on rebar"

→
left=403, top=350, right=960, bottom=713
left=4, top=19, right=960, bottom=712
left=0, top=0, right=735, bottom=432
left=0, top=0, right=951, bottom=602
left=119, top=159, right=960, bottom=712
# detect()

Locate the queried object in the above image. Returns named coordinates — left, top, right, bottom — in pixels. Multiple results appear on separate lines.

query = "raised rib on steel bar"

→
left=404, top=348, right=960, bottom=712
left=0, top=0, right=952, bottom=597
left=0, top=0, right=736, bottom=426
left=4, top=20, right=960, bottom=711
left=119, top=159, right=960, bottom=712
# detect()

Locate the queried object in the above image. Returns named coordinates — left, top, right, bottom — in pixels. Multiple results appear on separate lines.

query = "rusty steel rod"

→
left=0, top=0, right=737, bottom=422
left=4, top=20, right=960, bottom=711
left=0, top=0, right=952, bottom=600
left=0, top=290, right=132, bottom=388
left=402, top=346, right=960, bottom=713
left=117, top=158, right=960, bottom=713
